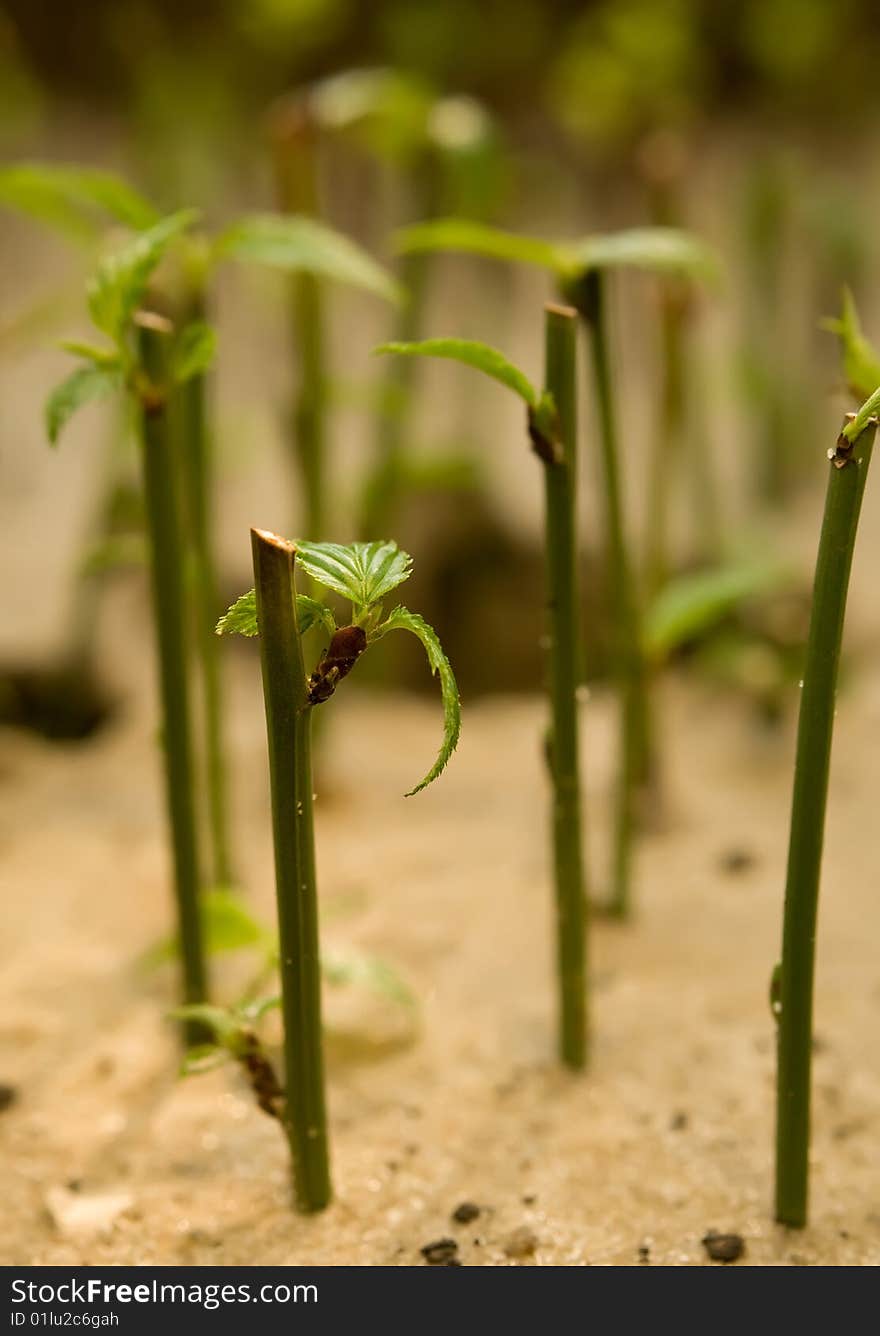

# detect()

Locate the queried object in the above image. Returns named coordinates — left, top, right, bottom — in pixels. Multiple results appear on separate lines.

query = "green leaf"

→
left=396, top=217, right=565, bottom=272
left=216, top=588, right=335, bottom=637
left=376, top=338, right=540, bottom=408
left=296, top=540, right=412, bottom=610
left=58, top=339, right=120, bottom=365
left=0, top=162, right=158, bottom=240
left=180, top=1044, right=229, bottom=1077
left=565, top=227, right=721, bottom=285
left=169, top=1003, right=240, bottom=1044
left=322, top=949, right=417, bottom=1010
left=78, top=532, right=147, bottom=578
left=374, top=605, right=460, bottom=794
left=171, top=320, right=217, bottom=384
left=395, top=218, right=720, bottom=287
left=45, top=362, right=122, bottom=445
left=200, top=888, right=270, bottom=955
left=644, top=560, right=791, bottom=660
left=87, top=209, right=198, bottom=341
left=822, top=288, right=880, bottom=401
left=216, top=213, right=403, bottom=304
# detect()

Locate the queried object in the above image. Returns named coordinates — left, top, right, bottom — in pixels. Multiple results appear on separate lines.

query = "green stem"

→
left=541, top=303, right=588, bottom=1070
left=644, top=285, right=686, bottom=598
left=251, top=527, right=331, bottom=1213
left=573, top=269, right=652, bottom=918
left=774, top=417, right=875, bottom=1228
left=135, top=314, right=208, bottom=1037
left=177, top=288, right=234, bottom=888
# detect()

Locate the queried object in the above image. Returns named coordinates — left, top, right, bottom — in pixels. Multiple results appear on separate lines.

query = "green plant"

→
left=377, top=310, right=589, bottom=1067
left=220, top=532, right=459, bottom=1208
left=395, top=217, right=718, bottom=917
left=46, top=209, right=212, bottom=1033
left=774, top=392, right=879, bottom=1227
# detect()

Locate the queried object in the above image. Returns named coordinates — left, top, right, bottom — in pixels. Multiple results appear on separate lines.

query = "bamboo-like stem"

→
left=136, top=314, right=208, bottom=1036
left=251, top=527, right=331, bottom=1213
left=177, top=284, right=234, bottom=887
left=573, top=269, right=652, bottom=918
left=775, top=414, right=876, bottom=1227
left=540, top=303, right=588, bottom=1069
left=644, top=283, right=686, bottom=598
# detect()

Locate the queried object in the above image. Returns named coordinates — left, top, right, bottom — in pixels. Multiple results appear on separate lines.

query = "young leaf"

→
left=171, top=320, right=217, bottom=384
left=822, top=288, right=880, bottom=401
left=322, top=949, right=417, bottom=1010
left=643, top=559, right=791, bottom=660
left=566, top=227, right=721, bottom=286
left=396, top=217, right=565, bottom=272
left=374, top=606, right=461, bottom=794
left=376, top=338, right=540, bottom=408
left=216, top=588, right=335, bottom=637
left=0, top=162, right=158, bottom=239
left=215, top=214, right=403, bottom=304
left=842, top=383, right=880, bottom=443
left=87, top=209, right=198, bottom=341
left=376, top=339, right=558, bottom=449
left=396, top=218, right=720, bottom=288
left=45, top=361, right=122, bottom=445
left=169, top=1003, right=241, bottom=1044
left=180, top=1044, right=229, bottom=1077
left=296, top=540, right=412, bottom=610
left=200, top=888, right=270, bottom=955
left=58, top=339, right=120, bottom=365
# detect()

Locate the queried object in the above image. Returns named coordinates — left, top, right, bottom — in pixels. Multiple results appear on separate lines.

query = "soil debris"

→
left=451, top=1202, right=480, bottom=1225
left=503, top=1226, right=539, bottom=1259
left=702, top=1231, right=745, bottom=1263
left=421, top=1238, right=460, bottom=1266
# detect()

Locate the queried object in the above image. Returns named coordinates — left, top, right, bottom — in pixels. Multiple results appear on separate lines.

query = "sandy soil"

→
left=3, top=620, right=880, bottom=1266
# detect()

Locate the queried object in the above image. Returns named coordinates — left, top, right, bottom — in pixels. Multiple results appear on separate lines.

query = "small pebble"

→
left=0, top=1083, right=18, bottom=1113
left=702, top=1231, right=745, bottom=1263
left=638, top=1243, right=650, bottom=1265
left=451, top=1202, right=480, bottom=1225
left=421, top=1238, right=459, bottom=1266
left=719, top=848, right=756, bottom=876
left=504, top=1226, right=539, bottom=1259
left=670, top=1111, right=689, bottom=1131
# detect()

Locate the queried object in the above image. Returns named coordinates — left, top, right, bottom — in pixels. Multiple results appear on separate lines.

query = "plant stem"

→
left=775, top=416, right=875, bottom=1228
left=251, top=527, right=331, bottom=1213
left=135, top=313, right=208, bottom=1036
left=644, top=281, right=686, bottom=598
left=541, top=303, right=588, bottom=1069
left=177, top=284, right=234, bottom=887
left=573, top=269, right=652, bottom=918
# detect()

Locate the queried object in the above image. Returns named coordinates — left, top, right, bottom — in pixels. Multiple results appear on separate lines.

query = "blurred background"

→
left=2, top=0, right=879, bottom=717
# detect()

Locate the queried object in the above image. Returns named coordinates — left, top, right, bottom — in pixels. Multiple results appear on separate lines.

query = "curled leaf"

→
left=87, top=209, right=198, bottom=341
left=822, top=288, right=880, bottom=401
left=373, top=605, right=460, bottom=794
left=376, top=337, right=540, bottom=408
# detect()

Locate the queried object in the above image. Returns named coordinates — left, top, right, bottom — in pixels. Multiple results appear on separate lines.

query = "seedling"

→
left=46, top=209, right=212, bottom=1032
left=219, top=533, right=459, bottom=1209
left=395, top=217, right=719, bottom=917
left=774, top=390, right=879, bottom=1227
left=377, top=306, right=589, bottom=1068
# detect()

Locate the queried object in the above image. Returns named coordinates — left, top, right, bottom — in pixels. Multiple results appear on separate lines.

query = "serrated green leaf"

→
left=216, top=213, right=402, bottom=304
left=171, top=320, right=217, bottom=384
left=565, top=227, right=721, bottom=285
left=0, top=162, right=158, bottom=239
left=45, top=362, right=122, bottom=445
left=296, top=540, right=412, bottom=610
left=216, top=588, right=335, bottom=637
left=644, top=560, right=791, bottom=660
left=374, top=605, right=460, bottom=794
left=822, top=288, right=880, bottom=401
left=87, top=209, right=198, bottom=340
left=376, top=338, right=540, bottom=408
left=396, top=217, right=565, bottom=272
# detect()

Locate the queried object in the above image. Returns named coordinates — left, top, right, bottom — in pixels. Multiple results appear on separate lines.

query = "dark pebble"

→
left=719, top=848, right=756, bottom=875
left=421, top=1238, right=459, bottom=1266
left=451, top=1202, right=480, bottom=1225
left=670, top=1111, right=688, bottom=1131
left=0, top=1083, right=18, bottom=1113
left=702, top=1231, right=745, bottom=1263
